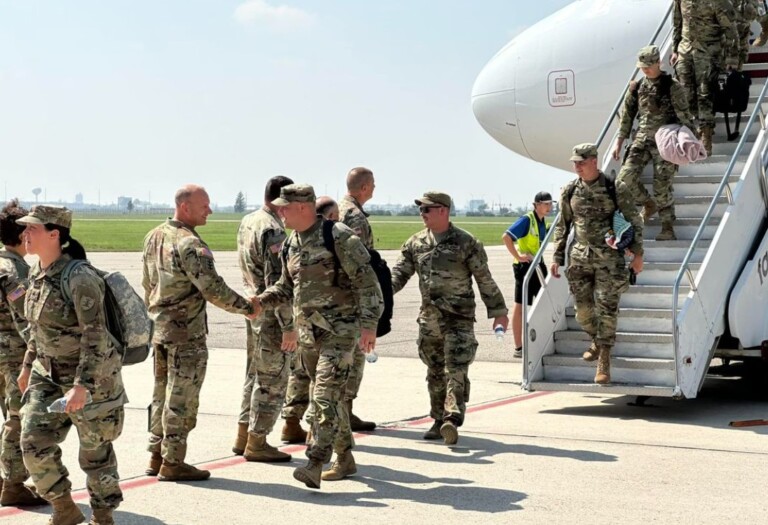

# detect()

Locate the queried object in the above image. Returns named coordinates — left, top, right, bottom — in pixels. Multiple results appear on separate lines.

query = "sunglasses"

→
left=419, top=205, right=442, bottom=214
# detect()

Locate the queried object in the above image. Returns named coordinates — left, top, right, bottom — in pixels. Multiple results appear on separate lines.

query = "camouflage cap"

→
left=16, top=205, right=72, bottom=229
left=569, top=143, right=599, bottom=161
left=271, top=184, right=316, bottom=206
left=414, top=191, right=451, bottom=209
left=636, top=45, right=660, bottom=67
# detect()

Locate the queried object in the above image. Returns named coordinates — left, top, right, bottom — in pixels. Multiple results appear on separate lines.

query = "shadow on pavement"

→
left=17, top=505, right=168, bottom=525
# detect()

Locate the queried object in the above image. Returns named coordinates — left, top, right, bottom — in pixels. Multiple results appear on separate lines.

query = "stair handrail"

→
left=671, top=78, right=768, bottom=379
left=522, top=2, right=674, bottom=380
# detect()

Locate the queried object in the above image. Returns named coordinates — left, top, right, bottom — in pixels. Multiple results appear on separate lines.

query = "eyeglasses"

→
left=419, top=205, right=442, bottom=214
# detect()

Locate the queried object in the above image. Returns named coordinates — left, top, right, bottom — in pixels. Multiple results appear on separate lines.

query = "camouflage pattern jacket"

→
left=258, top=218, right=382, bottom=345
left=553, top=172, right=644, bottom=267
left=391, top=224, right=508, bottom=321
left=673, top=0, right=739, bottom=58
left=339, top=195, right=374, bottom=249
left=142, top=219, right=252, bottom=345
left=0, top=248, right=29, bottom=365
left=23, top=255, right=122, bottom=395
left=237, top=207, right=294, bottom=347
left=618, top=72, right=695, bottom=143
left=733, top=0, right=759, bottom=23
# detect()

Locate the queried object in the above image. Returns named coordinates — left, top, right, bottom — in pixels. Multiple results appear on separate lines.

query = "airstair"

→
left=521, top=7, right=768, bottom=399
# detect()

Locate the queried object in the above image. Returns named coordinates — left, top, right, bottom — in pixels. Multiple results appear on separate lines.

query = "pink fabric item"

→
left=655, top=124, right=707, bottom=165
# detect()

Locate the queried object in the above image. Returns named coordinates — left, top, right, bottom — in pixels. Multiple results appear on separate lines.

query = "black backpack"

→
left=714, top=70, right=752, bottom=141
left=321, top=220, right=393, bottom=338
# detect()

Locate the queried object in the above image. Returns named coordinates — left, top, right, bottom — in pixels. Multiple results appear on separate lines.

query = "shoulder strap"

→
left=321, top=220, right=342, bottom=287
left=61, top=259, right=89, bottom=305
left=566, top=180, right=578, bottom=206
left=603, top=173, right=618, bottom=209
left=660, top=72, right=673, bottom=97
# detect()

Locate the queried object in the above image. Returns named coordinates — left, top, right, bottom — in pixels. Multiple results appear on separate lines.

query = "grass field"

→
left=72, top=214, right=522, bottom=251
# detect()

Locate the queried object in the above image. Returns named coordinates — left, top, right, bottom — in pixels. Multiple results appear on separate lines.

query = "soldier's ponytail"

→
left=47, top=224, right=87, bottom=260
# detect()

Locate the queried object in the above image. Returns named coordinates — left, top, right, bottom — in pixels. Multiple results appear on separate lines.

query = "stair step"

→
left=620, top=284, right=691, bottom=308
left=542, top=354, right=675, bottom=385
left=544, top=354, right=674, bottom=370
left=565, top=305, right=676, bottom=332
left=555, top=330, right=672, bottom=343
left=529, top=381, right=677, bottom=397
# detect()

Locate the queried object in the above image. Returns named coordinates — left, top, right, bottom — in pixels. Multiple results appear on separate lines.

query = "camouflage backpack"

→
left=61, top=259, right=152, bottom=365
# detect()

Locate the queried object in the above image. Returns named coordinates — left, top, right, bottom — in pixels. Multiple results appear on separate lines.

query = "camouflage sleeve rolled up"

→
left=673, top=0, right=682, bottom=53
left=618, top=85, right=639, bottom=140
left=616, top=180, right=644, bottom=257
left=69, top=266, right=112, bottom=391
left=0, top=272, right=30, bottom=344
left=552, top=183, right=574, bottom=266
left=333, top=225, right=383, bottom=331
left=670, top=80, right=695, bottom=131
left=259, top=233, right=297, bottom=308
left=391, top=240, right=416, bottom=294
left=178, top=236, right=253, bottom=316
left=141, top=250, right=151, bottom=306
left=467, top=241, right=508, bottom=318
left=261, top=228, right=294, bottom=331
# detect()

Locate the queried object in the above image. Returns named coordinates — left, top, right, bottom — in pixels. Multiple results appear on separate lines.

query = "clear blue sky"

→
left=0, top=0, right=573, bottom=209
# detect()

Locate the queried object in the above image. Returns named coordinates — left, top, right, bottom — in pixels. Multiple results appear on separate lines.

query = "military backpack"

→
left=61, top=259, right=153, bottom=365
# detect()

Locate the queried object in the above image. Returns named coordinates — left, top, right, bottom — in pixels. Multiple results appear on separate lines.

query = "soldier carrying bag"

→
left=61, top=259, right=153, bottom=365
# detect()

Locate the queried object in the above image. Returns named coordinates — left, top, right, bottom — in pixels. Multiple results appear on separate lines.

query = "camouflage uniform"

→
left=280, top=354, right=310, bottom=422
left=732, top=1, right=759, bottom=68
left=338, top=194, right=373, bottom=405
left=142, top=219, right=253, bottom=464
left=259, top=217, right=382, bottom=464
left=21, top=255, right=126, bottom=510
left=391, top=224, right=508, bottom=426
left=617, top=52, right=694, bottom=230
left=0, top=248, right=29, bottom=486
left=552, top=169, right=644, bottom=352
left=237, top=207, right=300, bottom=436
left=673, top=0, right=739, bottom=128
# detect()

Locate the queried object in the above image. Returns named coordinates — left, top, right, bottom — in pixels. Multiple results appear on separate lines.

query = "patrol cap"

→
left=534, top=191, right=553, bottom=203
left=271, top=184, right=316, bottom=206
left=569, top=143, right=599, bottom=161
left=636, top=45, right=660, bottom=67
left=414, top=191, right=452, bottom=209
left=16, top=205, right=72, bottom=229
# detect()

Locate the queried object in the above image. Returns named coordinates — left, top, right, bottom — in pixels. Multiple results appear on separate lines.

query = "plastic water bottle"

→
left=366, top=349, right=378, bottom=364
left=494, top=325, right=505, bottom=341
left=47, top=391, right=93, bottom=413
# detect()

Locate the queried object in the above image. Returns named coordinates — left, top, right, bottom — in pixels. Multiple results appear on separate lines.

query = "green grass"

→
left=71, top=215, right=522, bottom=251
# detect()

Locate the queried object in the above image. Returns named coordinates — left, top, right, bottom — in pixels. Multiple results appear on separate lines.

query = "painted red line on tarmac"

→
left=0, top=390, right=553, bottom=519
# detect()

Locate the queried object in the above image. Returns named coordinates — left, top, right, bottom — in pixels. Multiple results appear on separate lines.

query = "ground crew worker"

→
left=316, top=196, right=340, bottom=221
left=338, top=167, right=377, bottom=432
left=502, top=192, right=552, bottom=358
left=0, top=200, right=46, bottom=508
left=233, top=176, right=306, bottom=462
left=17, top=205, right=126, bottom=525
left=254, top=184, right=382, bottom=490
left=614, top=45, right=695, bottom=241
left=391, top=191, right=509, bottom=445
left=551, top=145, right=644, bottom=384
left=671, top=0, right=739, bottom=154
left=142, top=185, right=258, bottom=482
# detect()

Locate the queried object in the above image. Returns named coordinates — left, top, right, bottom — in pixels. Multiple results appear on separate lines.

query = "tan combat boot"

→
left=281, top=417, right=307, bottom=444
left=157, top=461, right=211, bottom=482
left=0, top=482, right=48, bottom=507
left=321, top=451, right=357, bottom=481
left=422, top=419, right=443, bottom=440
left=293, top=460, right=323, bottom=489
left=640, top=199, right=657, bottom=222
left=145, top=452, right=162, bottom=476
left=440, top=420, right=459, bottom=445
left=89, top=508, right=114, bottom=525
left=48, top=493, right=85, bottom=525
left=595, top=347, right=611, bottom=385
left=232, top=422, right=248, bottom=455
left=582, top=342, right=599, bottom=362
left=243, top=433, right=292, bottom=462
left=700, top=126, right=713, bottom=156
left=348, top=400, right=376, bottom=432
left=655, top=221, right=677, bottom=241
left=754, top=17, right=768, bottom=47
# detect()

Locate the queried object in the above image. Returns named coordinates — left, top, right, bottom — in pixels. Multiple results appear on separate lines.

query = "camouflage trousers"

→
left=617, top=138, right=677, bottom=225
left=280, top=352, right=310, bottom=421
left=147, top=340, right=207, bottom=463
left=21, top=372, right=124, bottom=509
left=1, top=357, right=28, bottom=484
left=238, top=321, right=290, bottom=436
left=300, top=332, right=354, bottom=463
left=417, top=306, right=478, bottom=426
left=343, top=347, right=366, bottom=402
left=676, top=48, right=720, bottom=128
left=737, top=21, right=752, bottom=70
left=565, top=258, right=629, bottom=349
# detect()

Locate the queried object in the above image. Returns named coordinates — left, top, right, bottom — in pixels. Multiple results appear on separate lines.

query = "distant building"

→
left=468, top=199, right=486, bottom=212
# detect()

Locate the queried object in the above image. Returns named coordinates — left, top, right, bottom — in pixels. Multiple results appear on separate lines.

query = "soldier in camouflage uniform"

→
left=614, top=45, right=695, bottom=241
left=551, top=145, right=644, bottom=385
left=391, top=191, right=509, bottom=445
left=671, top=0, right=740, bottom=154
left=17, top=205, right=126, bottom=525
left=233, top=176, right=307, bottom=461
left=732, top=0, right=759, bottom=69
left=255, top=184, right=382, bottom=489
left=316, top=196, right=340, bottom=221
left=0, top=201, right=46, bottom=508
left=142, top=185, right=257, bottom=482
left=338, top=167, right=377, bottom=432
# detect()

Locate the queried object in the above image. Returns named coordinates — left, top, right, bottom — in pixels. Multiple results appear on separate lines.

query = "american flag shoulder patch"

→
left=197, top=247, right=214, bottom=259
left=8, top=285, right=26, bottom=301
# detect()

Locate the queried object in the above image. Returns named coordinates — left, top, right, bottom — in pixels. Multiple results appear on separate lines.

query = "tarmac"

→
left=2, top=247, right=767, bottom=524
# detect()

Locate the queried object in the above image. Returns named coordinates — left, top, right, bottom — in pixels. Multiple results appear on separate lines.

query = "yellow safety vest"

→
left=515, top=211, right=542, bottom=264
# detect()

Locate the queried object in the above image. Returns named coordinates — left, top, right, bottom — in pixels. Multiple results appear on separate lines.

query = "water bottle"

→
left=494, top=325, right=505, bottom=341
left=365, top=349, right=378, bottom=364
left=47, top=391, right=93, bottom=413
